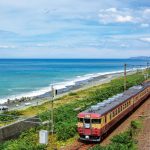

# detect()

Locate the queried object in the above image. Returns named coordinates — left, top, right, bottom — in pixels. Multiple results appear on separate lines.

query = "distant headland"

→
left=130, top=56, right=150, bottom=60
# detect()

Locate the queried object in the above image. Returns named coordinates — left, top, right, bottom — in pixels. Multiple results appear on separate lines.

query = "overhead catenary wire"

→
left=123, top=63, right=150, bottom=91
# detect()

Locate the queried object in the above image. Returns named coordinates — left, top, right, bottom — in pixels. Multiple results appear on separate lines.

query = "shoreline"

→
left=0, top=70, right=128, bottom=111
left=0, top=68, right=141, bottom=111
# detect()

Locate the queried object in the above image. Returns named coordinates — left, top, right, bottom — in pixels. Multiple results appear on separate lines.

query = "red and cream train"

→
left=77, top=81, right=150, bottom=141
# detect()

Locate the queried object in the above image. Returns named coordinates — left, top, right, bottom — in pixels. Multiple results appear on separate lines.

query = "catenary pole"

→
left=51, top=85, right=54, bottom=136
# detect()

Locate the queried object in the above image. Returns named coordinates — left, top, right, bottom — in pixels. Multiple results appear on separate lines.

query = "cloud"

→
left=0, top=45, right=16, bottom=49
left=98, top=8, right=150, bottom=25
left=141, top=23, right=149, bottom=28
left=140, top=37, right=150, bottom=42
left=98, top=8, right=135, bottom=24
left=116, top=15, right=133, bottom=23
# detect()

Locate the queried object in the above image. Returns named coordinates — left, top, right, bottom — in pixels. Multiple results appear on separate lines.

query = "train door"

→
left=83, top=117, right=92, bottom=136
left=106, top=113, right=110, bottom=130
left=101, top=116, right=107, bottom=133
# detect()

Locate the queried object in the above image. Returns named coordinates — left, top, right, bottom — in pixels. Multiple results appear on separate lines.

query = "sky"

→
left=0, top=0, right=150, bottom=58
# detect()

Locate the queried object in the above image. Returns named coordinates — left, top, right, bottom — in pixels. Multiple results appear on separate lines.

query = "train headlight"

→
left=85, top=135, right=89, bottom=139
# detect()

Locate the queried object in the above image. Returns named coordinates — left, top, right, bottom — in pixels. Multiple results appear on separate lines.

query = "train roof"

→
left=78, top=81, right=150, bottom=117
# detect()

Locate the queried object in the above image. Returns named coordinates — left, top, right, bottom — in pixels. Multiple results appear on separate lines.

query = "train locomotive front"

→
left=77, top=113, right=102, bottom=141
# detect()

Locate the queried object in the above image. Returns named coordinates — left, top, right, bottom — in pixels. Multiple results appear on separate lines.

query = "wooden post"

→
left=50, top=85, right=55, bottom=149
left=51, top=86, right=54, bottom=135
left=124, top=64, right=127, bottom=91
left=147, top=62, right=149, bottom=71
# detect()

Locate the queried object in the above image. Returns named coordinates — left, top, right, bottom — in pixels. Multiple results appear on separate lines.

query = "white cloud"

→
left=116, top=15, right=133, bottom=23
left=106, top=8, right=117, bottom=12
left=144, top=8, right=150, bottom=14
left=98, top=8, right=150, bottom=24
left=140, top=37, right=150, bottom=42
left=0, top=45, right=16, bottom=49
left=99, top=8, right=135, bottom=24
left=141, top=23, right=149, bottom=28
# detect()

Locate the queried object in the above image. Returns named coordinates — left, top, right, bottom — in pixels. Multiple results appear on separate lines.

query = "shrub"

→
left=0, top=128, right=47, bottom=150
left=0, top=110, right=22, bottom=122
left=68, top=92, right=77, bottom=96
left=131, top=120, right=142, bottom=130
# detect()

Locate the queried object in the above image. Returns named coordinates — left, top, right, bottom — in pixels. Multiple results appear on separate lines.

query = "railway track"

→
left=61, top=97, right=150, bottom=150
left=61, top=141, right=94, bottom=150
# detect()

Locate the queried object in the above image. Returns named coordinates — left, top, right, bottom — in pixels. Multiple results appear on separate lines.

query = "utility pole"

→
left=147, top=62, right=150, bottom=78
left=51, top=85, right=54, bottom=140
left=147, top=62, right=149, bottom=71
left=124, top=64, right=127, bottom=91
left=50, top=85, right=57, bottom=149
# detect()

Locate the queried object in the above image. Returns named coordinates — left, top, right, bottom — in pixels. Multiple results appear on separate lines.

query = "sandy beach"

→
left=0, top=70, right=129, bottom=111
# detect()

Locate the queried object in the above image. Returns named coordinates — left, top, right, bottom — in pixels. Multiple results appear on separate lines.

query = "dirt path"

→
left=137, top=99, right=150, bottom=150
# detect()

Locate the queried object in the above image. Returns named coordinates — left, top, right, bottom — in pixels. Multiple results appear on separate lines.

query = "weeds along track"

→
left=61, top=141, right=94, bottom=150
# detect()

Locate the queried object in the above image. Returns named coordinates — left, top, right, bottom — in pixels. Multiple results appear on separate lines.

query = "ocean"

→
left=0, top=59, right=148, bottom=104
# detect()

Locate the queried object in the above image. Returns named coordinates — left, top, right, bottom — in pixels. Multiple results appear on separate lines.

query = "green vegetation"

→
left=0, top=71, right=149, bottom=149
left=0, top=128, right=46, bottom=150
left=90, top=120, right=142, bottom=150
left=68, top=92, right=77, bottom=96
left=0, top=110, right=22, bottom=122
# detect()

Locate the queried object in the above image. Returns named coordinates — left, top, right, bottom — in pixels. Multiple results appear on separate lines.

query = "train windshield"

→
left=78, top=118, right=83, bottom=122
left=92, top=119, right=101, bottom=124
left=84, top=118, right=90, bottom=123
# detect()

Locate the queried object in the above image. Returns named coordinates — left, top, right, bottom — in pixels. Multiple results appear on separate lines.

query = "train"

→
left=77, top=81, right=150, bottom=141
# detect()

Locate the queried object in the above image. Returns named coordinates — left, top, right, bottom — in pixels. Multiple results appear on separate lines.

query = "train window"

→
left=123, top=104, right=125, bottom=109
left=111, top=112, right=113, bottom=118
left=84, top=118, right=90, bottom=123
left=78, top=118, right=83, bottom=122
left=113, top=111, right=115, bottom=117
left=116, top=109, right=118, bottom=115
left=92, top=119, right=101, bottom=124
left=114, top=110, right=116, bottom=116
left=118, top=107, right=120, bottom=113
left=110, top=113, right=112, bottom=120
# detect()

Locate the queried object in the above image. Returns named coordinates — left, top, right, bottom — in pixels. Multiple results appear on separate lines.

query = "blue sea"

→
left=0, top=59, right=148, bottom=103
